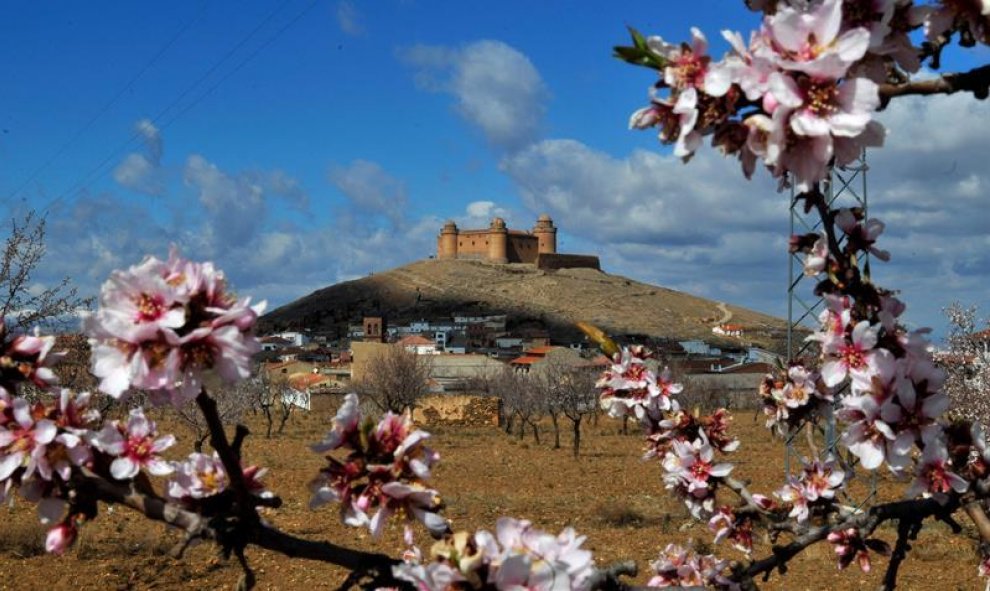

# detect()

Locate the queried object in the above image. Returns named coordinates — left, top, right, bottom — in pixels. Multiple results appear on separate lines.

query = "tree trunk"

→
left=571, top=417, right=582, bottom=458
left=504, top=411, right=515, bottom=435
left=530, top=421, right=541, bottom=445
left=278, top=406, right=292, bottom=435
left=550, top=413, right=561, bottom=449
left=263, top=405, right=274, bottom=439
left=517, top=417, right=525, bottom=440
left=622, top=415, right=629, bottom=435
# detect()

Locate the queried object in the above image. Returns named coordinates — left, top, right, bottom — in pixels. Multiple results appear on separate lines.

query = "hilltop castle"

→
left=437, top=214, right=557, bottom=264
left=435, top=215, right=600, bottom=271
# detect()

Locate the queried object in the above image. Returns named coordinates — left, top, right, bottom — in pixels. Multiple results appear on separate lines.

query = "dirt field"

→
left=0, top=406, right=981, bottom=590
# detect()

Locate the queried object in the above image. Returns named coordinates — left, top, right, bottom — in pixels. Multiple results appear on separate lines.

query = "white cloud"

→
left=113, top=118, right=165, bottom=196
left=336, top=0, right=363, bottom=36
left=329, top=159, right=407, bottom=225
left=498, top=92, right=990, bottom=332
left=400, top=40, right=548, bottom=152
left=184, top=154, right=265, bottom=245
left=134, top=118, right=162, bottom=162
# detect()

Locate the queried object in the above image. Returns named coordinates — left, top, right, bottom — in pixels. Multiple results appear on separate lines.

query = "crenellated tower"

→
left=532, top=213, right=557, bottom=255
left=438, top=220, right=458, bottom=260
left=487, top=217, right=509, bottom=264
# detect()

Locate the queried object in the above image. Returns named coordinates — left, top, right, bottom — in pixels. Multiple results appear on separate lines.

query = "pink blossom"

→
left=770, top=74, right=879, bottom=139
left=835, top=209, right=891, bottom=261
left=312, top=393, right=363, bottom=453
left=83, top=250, right=265, bottom=405
left=3, top=329, right=63, bottom=390
left=45, top=522, right=77, bottom=556
left=837, top=393, right=906, bottom=470
left=93, top=407, right=175, bottom=480
left=492, top=517, right=595, bottom=591
left=370, top=482, right=448, bottom=539
left=765, top=0, right=872, bottom=78
left=0, top=398, right=57, bottom=481
left=905, top=435, right=968, bottom=502
left=827, top=527, right=890, bottom=572
left=708, top=506, right=754, bottom=554
left=820, top=321, right=883, bottom=387
left=648, top=543, right=738, bottom=589
left=598, top=347, right=669, bottom=419
left=168, top=452, right=228, bottom=500
left=649, top=28, right=731, bottom=96
left=663, top=436, right=733, bottom=517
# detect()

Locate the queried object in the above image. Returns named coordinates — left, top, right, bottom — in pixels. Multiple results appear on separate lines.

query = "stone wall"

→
left=535, top=253, right=601, bottom=271
left=310, top=392, right=501, bottom=427
left=413, top=395, right=501, bottom=427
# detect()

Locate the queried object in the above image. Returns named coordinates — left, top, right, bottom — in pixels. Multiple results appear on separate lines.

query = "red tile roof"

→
left=509, top=355, right=542, bottom=365
left=523, top=345, right=557, bottom=355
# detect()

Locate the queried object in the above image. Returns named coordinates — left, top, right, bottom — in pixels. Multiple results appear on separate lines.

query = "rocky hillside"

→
left=260, top=259, right=791, bottom=348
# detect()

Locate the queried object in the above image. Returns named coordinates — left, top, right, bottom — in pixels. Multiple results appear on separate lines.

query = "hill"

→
left=259, top=259, right=792, bottom=349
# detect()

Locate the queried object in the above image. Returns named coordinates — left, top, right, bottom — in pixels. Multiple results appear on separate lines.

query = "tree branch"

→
left=880, top=64, right=990, bottom=106
left=744, top=496, right=960, bottom=583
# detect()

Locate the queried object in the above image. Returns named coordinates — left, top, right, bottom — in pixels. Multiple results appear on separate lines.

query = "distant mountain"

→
left=259, top=259, right=791, bottom=349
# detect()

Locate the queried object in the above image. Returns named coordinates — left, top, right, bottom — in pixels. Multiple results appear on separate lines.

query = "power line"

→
left=4, top=2, right=206, bottom=209
left=41, top=0, right=313, bottom=216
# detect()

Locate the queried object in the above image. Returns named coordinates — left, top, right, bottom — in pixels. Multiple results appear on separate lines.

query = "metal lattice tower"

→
left=785, top=151, right=869, bottom=480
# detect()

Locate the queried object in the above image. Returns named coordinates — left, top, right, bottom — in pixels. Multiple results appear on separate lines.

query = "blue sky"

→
left=1, top=1, right=987, bottom=338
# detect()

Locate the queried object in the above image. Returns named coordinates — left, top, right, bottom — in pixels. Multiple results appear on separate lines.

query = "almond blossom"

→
left=820, top=320, right=883, bottom=387
left=597, top=347, right=672, bottom=419
left=93, top=407, right=175, bottom=480
left=905, top=435, right=968, bottom=502
left=1, top=328, right=63, bottom=391
left=0, top=398, right=57, bottom=482
left=168, top=452, right=228, bottom=500
left=648, top=543, right=738, bottom=590
left=827, top=527, right=890, bottom=572
left=82, top=249, right=265, bottom=406
left=765, top=0, right=872, bottom=78
left=662, top=435, right=734, bottom=517
left=45, top=521, right=77, bottom=556
left=393, top=519, right=595, bottom=591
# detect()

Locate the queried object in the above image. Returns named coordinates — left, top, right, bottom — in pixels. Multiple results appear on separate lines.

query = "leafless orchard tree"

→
left=175, top=378, right=259, bottom=451
left=492, top=366, right=545, bottom=444
left=353, top=345, right=432, bottom=414
left=252, top=368, right=301, bottom=438
left=942, top=302, right=990, bottom=426
left=543, top=359, right=599, bottom=458
left=0, top=210, right=91, bottom=332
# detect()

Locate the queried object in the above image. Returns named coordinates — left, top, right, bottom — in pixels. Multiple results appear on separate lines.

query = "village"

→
left=255, top=310, right=784, bottom=420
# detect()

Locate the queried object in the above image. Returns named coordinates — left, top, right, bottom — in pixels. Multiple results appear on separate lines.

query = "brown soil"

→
left=0, top=408, right=980, bottom=591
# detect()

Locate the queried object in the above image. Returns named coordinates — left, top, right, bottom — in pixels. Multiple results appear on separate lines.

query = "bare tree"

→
left=252, top=366, right=302, bottom=438
left=494, top=366, right=544, bottom=443
left=0, top=210, right=91, bottom=332
left=540, top=358, right=599, bottom=457
left=354, top=345, right=432, bottom=413
left=174, top=378, right=258, bottom=451
left=942, top=302, right=990, bottom=426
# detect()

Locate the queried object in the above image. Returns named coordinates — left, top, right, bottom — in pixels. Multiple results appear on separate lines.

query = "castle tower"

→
left=533, top=213, right=557, bottom=255
left=438, top=220, right=458, bottom=260
left=487, top=217, right=508, bottom=264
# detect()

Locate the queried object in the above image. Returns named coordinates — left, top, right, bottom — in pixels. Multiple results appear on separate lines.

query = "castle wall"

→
left=437, top=216, right=558, bottom=264
left=535, top=253, right=601, bottom=271
left=506, top=232, right=540, bottom=264
left=454, top=229, right=492, bottom=260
